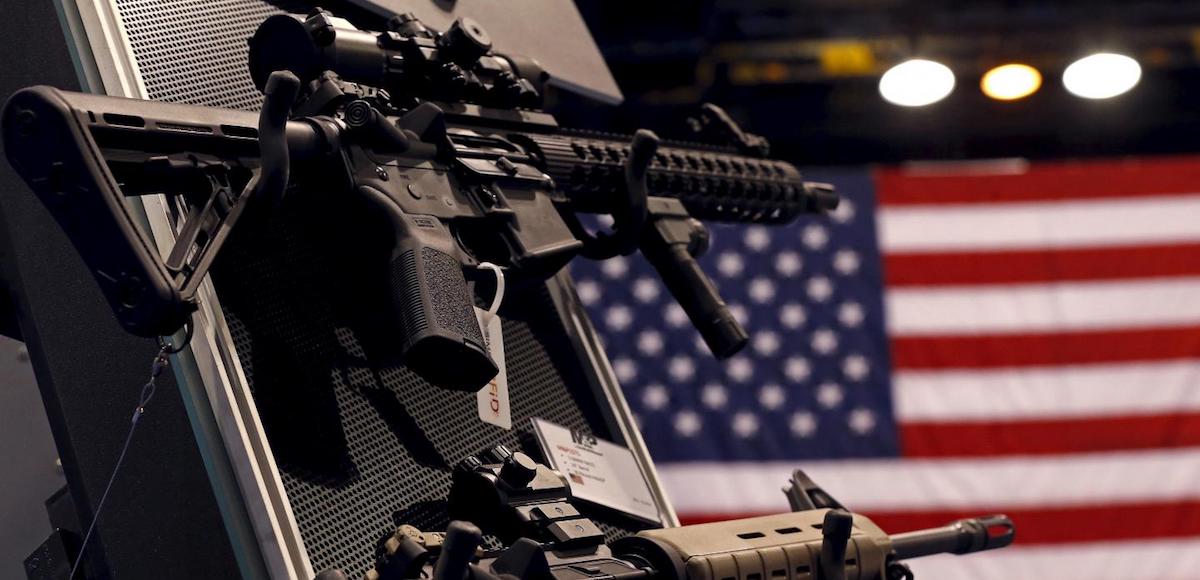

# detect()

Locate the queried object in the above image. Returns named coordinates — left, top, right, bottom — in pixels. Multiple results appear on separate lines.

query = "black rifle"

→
left=2, top=11, right=836, bottom=391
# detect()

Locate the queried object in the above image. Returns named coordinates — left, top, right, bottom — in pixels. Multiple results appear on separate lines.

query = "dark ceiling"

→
left=556, top=0, right=1200, bottom=166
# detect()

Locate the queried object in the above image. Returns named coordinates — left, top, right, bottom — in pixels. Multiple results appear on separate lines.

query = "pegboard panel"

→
left=116, top=0, right=280, bottom=110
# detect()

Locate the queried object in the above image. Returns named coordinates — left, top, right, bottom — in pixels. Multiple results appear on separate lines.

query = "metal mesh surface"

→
left=211, top=190, right=648, bottom=575
left=116, top=0, right=281, bottom=110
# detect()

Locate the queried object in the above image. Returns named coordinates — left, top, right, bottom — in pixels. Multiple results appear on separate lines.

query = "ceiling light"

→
left=879, top=59, right=956, bottom=107
left=1062, top=53, right=1141, bottom=99
left=981, top=63, right=1042, bottom=101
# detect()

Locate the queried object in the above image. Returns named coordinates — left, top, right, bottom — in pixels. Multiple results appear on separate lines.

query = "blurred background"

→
left=565, top=0, right=1200, bottom=163
left=562, top=1, right=1200, bottom=578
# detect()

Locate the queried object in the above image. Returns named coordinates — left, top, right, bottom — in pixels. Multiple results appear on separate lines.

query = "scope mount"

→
left=250, top=10, right=547, bottom=112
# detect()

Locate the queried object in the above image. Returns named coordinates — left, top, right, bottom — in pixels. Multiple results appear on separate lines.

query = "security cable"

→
left=68, top=322, right=191, bottom=579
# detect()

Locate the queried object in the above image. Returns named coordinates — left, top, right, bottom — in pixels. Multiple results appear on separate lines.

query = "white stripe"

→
left=886, top=277, right=1200, bottom=336
left=878, top=194, right=1200, bottom=252
left=895, top=359, right=1200, bottom=421
left=905, top=539, right=1200, bottom=580
left=658, top=449, right=1200, bottom=513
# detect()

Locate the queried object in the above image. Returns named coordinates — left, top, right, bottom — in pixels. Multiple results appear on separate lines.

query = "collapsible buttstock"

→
left=2, top=87, right=189, bottom=336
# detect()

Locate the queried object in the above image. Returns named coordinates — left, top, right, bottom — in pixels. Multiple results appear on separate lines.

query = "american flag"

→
left=570, top=158, right=1200, bottom=579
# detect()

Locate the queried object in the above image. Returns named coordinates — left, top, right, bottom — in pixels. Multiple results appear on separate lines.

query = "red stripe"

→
left=876, top=155, right=1200, bottom=206
left=679, top=500, right=1200, bottom=545
left=885, top=243, right=1200, bottom=287
left=891, top=326, right=1200, bottom=370
left=871, top=502, right=1200, bottom=545
left=900, top=413, right=1200, bottom=457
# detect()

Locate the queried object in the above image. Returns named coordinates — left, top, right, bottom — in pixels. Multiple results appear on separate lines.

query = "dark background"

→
left=551, top=0, right=1200, bottom=166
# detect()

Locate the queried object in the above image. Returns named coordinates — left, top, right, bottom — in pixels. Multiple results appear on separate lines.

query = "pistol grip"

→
left=385, top=209, right=498, bottom=392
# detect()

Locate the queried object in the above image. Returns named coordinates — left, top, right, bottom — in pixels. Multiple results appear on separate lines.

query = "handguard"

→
left=614, top=509, right=893, bottom=580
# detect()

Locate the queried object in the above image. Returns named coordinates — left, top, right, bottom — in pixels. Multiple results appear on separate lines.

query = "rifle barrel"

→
left=890, top=515, right=1015, bottom=560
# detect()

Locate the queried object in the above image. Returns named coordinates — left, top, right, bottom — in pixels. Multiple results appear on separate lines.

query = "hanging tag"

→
left=474, top=306, right=510, bottom=429
left=474, top=262, right=509, bottom=428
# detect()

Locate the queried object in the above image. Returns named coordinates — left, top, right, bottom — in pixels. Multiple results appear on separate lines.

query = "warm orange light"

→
left=981, top=64, right=1042, bottom=101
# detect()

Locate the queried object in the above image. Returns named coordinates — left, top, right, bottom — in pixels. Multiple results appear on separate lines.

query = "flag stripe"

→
left=871, top=160, right=1200, bottom=566
left=679, top=500, right=1200, bottom=545
left=904, top=537, right=1200, bottom=580
left=886, top=277, right=1200, bottom=336
left=659, top=451, right=1200, bottom=513
left=893, top=359, right=1200, bottom=421
left=885, top=242, right=1200, bottom=287
left=899, top=413, right=1200, bottom=457
left=873, top=501, right=1200, bottom=544
left=876, top=156, right=1200, bottom=206
left=892, top=326, right=1200, bottom=369
left=877, top=194, right=1200, bottom=253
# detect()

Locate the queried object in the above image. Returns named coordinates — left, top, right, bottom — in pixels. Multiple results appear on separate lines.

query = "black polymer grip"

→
left=1, top=87, right=189, bottom=336
left=390, top=241, right=498, bottom=392
left=361, top=185, right=499, bottom=391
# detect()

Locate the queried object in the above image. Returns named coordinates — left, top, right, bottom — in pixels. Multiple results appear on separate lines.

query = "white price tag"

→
left=475, top=306, right=511, bottom=429
left=531, top=418, right=661, bottom=524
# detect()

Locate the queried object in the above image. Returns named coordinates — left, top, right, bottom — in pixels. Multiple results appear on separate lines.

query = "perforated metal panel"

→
left=116, top=0, right=280, bottom=110
left=211, top=188, right=648, bottom=575
left=110, top=0, right=654, bottom=575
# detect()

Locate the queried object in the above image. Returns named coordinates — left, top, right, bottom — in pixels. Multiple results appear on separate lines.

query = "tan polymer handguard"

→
left=620, top=509, right=889, bottom=580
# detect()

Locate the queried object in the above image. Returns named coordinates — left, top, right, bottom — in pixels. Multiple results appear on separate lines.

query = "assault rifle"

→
left=2, top=10, right=835, bottom=392
left=328, top=446, right=1014, bottom=580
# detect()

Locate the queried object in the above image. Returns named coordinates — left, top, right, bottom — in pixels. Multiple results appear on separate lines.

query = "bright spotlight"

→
left=1062, top=53, right=1141, bottom=99
left=981, top=63, right=1042, bottom=101
left=879, top=59, right=956, bottom=107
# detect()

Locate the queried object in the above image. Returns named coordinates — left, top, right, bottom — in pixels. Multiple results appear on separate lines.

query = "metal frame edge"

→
left=62, top=1, right=314, bottom=577
left=546, top=271, right=680, bottom=527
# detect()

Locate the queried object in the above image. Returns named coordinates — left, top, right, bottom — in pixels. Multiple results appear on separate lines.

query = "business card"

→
left=531, top=417, right=661, bottom=524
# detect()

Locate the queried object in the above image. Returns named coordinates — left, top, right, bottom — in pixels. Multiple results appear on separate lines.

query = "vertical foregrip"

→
left=641, top=228, right=748, bottom=358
